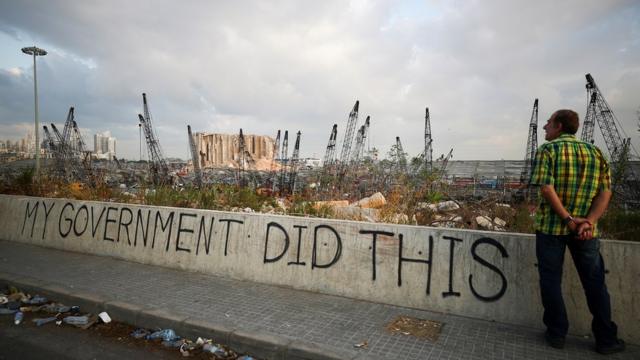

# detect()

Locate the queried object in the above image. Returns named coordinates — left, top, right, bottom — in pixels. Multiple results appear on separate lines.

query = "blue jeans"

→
left=536, top=232, right=618, bottom=345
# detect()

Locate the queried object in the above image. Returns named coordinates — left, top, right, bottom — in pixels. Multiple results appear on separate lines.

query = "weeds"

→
left=0, top=167, right=637, bottom=241
left=288, top=196, right=335, bottom=218
left=599, top=207, right=640, bottom=242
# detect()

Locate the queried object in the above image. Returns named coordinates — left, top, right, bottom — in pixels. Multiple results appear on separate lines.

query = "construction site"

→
left=1, top=73, right=639, bottom=239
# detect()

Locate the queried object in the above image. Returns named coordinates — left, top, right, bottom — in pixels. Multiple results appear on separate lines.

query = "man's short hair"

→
left=553, top=110, right=579, bottom=135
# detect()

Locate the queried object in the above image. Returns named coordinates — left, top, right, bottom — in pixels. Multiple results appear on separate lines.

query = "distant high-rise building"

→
left=93, top=131, right=117, bottom=159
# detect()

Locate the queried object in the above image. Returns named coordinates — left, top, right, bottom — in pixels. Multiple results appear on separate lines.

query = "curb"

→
left=0, top=273, right=362, bottom=360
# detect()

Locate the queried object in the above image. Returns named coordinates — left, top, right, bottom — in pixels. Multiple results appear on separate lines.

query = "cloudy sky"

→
left=1, top=0, right=639, bottom=161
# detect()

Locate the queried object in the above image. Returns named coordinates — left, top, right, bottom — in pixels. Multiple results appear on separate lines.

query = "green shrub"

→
left=599, top=208, right=640, bottom=241
left=15, top=168, right=34, bottom=195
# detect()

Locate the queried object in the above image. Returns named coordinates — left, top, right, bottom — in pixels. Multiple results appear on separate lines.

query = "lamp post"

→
left=21, top=46, right=47, bottom=178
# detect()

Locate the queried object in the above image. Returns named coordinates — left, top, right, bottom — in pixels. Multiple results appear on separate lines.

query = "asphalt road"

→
left=0, top=315, right=181, bottom=360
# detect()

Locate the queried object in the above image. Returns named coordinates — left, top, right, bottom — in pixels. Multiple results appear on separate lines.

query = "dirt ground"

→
left=1, top=285, right=259, bottom=360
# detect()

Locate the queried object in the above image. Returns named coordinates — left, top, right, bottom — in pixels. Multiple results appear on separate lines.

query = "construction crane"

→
left=582, top=74, right=627, bottom=158
left=520, top=99, right=539, bottom=184
left=42, top=125, right=56, bottom=153
left=581, top=93, right=598, bottom=145
left=394, top=136, right=408, bottom=174
left=270, top=130, right=281, bottom=192
left=71, top=121, right=86, bottom=154
left=138, top=93, right=169, bottom=186
left=318, top=124, right=338, bottom=194
left=278, top=130, right=289, bottom=193
left=187, top=125, right=202, bottom=188
left=351, top=126, right=365, bottom=165
left=49, top=124, right=64, bottom=152
left=439, top=148, right=454, bottom=180
left=49, top=123, right=73, bottom=180
left=581, top=73, right=638, bottom=201
left=237, top=128, right=247, bottom=187
left=73, top=121, right=92, bottom=180
left=54, top=108, right=77, bottom=180
left=351, top=116, right=370, bottom=166
left=288, top=131, right=302, bottom=194
left=338, top=101, right=360, bottom=173
left=43, top=125, right=64, bottom=178
left=235, top=128, right=255, bottom=187
left=61, top=107, right=74, bottom=151
left=322, top=124, right=338, bottom=169
left=424, top=108, right=433, bottom=172
left=113, top=156, right=122, bottom=170
left=49, top=108, right=90, bottom=182
left=361, top=116, right=370, bottom=157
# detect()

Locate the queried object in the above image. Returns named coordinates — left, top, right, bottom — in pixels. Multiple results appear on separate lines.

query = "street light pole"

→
left=21, top=46, right=47, bottom=178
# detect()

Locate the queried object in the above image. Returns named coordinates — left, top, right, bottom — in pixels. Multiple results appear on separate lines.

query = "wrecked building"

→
left=195, top=133, right=276, bottom=170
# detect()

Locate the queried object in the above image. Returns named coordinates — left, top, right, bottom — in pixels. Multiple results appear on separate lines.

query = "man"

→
left=530, top=109, right=624, bottom=354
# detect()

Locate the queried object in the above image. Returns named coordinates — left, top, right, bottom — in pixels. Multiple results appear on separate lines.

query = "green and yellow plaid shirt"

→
left=530, top=133, right=611, bottom=236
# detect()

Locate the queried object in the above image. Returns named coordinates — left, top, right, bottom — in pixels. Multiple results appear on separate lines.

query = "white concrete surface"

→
left=1, top=194, right=638, bottom=344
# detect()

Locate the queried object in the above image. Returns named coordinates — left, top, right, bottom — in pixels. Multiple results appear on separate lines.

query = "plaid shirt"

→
left=530, top=133, right=611, bottom=236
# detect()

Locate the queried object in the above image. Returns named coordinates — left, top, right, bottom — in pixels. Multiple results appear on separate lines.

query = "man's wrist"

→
left=562, top=215, right=575, bottom=225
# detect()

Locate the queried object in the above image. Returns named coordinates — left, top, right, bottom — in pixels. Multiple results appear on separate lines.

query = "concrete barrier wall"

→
left=1, top=194, right=638, bottom=344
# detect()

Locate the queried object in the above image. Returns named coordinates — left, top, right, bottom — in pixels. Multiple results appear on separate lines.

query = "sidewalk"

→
left=0, top=240, right=636, bottom=360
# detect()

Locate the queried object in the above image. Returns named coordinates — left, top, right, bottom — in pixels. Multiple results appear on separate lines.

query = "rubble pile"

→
left=1, top=159, right=532, bottom=233
left=0, top=284, right=260, bottom=359
left=307, top=193, right=519, bottom=231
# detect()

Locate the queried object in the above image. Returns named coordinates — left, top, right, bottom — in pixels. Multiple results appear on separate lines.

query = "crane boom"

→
left=50, top=123, right=72, bottom=180
left=139, top=93, right=169, bottom=185
left=394, top=136, right=408, bottom=173
left=71, top=119, right=91, bottom=178
left=424, top=108, right=433, bottom=171
left=582, top=73, right=638, bottom=202
left=288, top=131, right=302, bottom=194
left=520, top=99, right=539, bottom=184
left=351, top=125, right=365, bottom=165
left=270, top=130, right=281, bottom=192
left=43, top=125, right=64, bottom=178
left=440, top=148, right=454, bottom=180
left=278, top=130, right=289, bottom=193
left=61, top=107, right=74, bottom=149
left=351, top=116, right=370, bottom=165
left=187, top=125, right=202, bottom=188
left=581, top=93, right=598, bottom=144
left=338, top=101, right=359, bottom=177
left=584, top=74, right=626, bottom=161
left=113, top=155, right=122, bottom=170
left=323, top=124, right=338, bottom=168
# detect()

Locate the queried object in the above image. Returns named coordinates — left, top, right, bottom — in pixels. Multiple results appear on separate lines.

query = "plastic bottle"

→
left=24, top=295, right=47, bottom=305
left=33, top=317, right=58, bottom=326
left=203, top=343, right=227, bottom=357
left=162, top=339, right=185, bottom=348
left=14, top=311, right=24, bottom=325
left=63, top=316, right=89, bottom=325
left=145, top=329, right=178, bottom=341
left=130, top=328, right=149, bottom=339
left=43, top=304, right=71, bottom=313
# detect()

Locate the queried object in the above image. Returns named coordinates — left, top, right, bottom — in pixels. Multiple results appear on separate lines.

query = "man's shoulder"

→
left=572, top=138, right=605, bottom=155
left=543, top=134, right=601, bottom=152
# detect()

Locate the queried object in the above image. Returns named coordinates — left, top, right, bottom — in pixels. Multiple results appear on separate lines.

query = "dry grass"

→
left=0, top=168, right=636, bottom=240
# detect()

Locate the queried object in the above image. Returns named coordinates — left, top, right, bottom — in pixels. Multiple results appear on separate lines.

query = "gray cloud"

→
left=0, top=0, right=638, bottom=160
